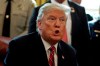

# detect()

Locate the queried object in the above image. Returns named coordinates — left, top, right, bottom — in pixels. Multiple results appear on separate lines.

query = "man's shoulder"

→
left=68, top=1, right=84, bottom=9
left=8, top=32, right=39, bottom=48
left=12, top=32, right=38, bottom=42
left=59, top=41, right=76, bottom=53
left=8, top=32, right=40, bottom=51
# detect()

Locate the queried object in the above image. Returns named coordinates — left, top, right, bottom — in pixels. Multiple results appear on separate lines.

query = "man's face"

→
left=55, top=0, right=65, bottom=3
left=38, top=9, right=67, bottom=44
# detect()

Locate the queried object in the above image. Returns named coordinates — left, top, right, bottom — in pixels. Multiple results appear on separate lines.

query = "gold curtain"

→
left=35, top=0, right=47, bottom=6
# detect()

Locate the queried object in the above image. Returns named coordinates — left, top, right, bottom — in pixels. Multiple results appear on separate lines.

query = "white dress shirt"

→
left=41, top=37, right=58, bottom=66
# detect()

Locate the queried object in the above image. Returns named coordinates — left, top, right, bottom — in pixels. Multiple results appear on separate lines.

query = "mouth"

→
left=53, top=30, right=60, bottom=36
left=55, top=30, right=59, bottom=34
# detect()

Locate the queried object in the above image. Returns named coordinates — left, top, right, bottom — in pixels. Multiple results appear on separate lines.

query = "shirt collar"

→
left=41, top=37, right=58, bottom=53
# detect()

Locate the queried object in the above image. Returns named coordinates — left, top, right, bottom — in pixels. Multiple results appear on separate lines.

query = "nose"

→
left=54, top=19, right=60, bottom=28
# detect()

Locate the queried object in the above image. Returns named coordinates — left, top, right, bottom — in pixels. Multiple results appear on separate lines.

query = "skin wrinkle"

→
left=38, top=8, right=67, bottom=45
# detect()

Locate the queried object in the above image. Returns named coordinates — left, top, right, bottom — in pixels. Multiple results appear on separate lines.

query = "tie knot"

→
left=49, top=46, right=55, bottom=52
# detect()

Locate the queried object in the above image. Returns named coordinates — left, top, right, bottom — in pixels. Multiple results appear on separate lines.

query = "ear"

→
left=37, top=20, right=42, bottom=30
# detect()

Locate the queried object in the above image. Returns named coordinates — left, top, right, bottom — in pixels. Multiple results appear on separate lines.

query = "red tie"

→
left=62, top=29, right=68, bottom=43
left=48, top=46, right=55, bottom=66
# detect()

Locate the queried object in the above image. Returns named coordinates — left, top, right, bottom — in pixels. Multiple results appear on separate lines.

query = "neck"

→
left=48, top=40, right=59, bottom=46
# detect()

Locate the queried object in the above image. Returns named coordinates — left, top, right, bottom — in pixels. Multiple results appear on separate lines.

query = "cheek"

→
left=61, top=25, right=66, bottom=34
left=43, top=22, right=53, bottom=30
left=42, top=29, right=52, bottom=40
left=42, top=25, right=52, bottom=34
left=61, top=29, right=65, bottom=35
left=42, top=27, right=53, bottom=38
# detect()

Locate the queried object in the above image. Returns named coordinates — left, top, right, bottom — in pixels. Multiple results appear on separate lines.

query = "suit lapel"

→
left=68, top=1, right=78, bottom=34
left=71, top=10, right=79, bottom=34
left=57, top=43, right=64, bottom=66
left=38, top=43, right=49, bottom=66
left=29, top=32, right=49, bottom=66
left=57, top=41, right=75, bottom=66
left=57, top=42, right=68, bottom=66
left=68, top=1, right=80, bottom=45
left=36, top=34, right=49, bottom=66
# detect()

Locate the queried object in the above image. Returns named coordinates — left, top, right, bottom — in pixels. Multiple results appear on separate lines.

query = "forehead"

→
left=44, top=8, right=66, bottom=16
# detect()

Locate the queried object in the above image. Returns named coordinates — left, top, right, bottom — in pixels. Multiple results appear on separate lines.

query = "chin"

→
left=52, top=37, right=61, bottom=41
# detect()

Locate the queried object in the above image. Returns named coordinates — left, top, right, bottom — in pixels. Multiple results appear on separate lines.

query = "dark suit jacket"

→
left=4, top=32, right=77, bottom=66
left=28, top=1, right=90, bottom=66
left=89, top=20, right=100, bottom=66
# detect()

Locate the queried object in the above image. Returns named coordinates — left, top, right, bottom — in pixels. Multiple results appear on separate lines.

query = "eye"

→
left=47, top=16, right=56, bottom=22
left=59, top=18, right=66, bottom=22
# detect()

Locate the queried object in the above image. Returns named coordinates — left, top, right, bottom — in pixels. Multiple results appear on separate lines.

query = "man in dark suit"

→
left=89, top=19, right=100, bottom=66
left=4, top=3, right=78, bottom=66
left=28, top=0, right=90, bottom=66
